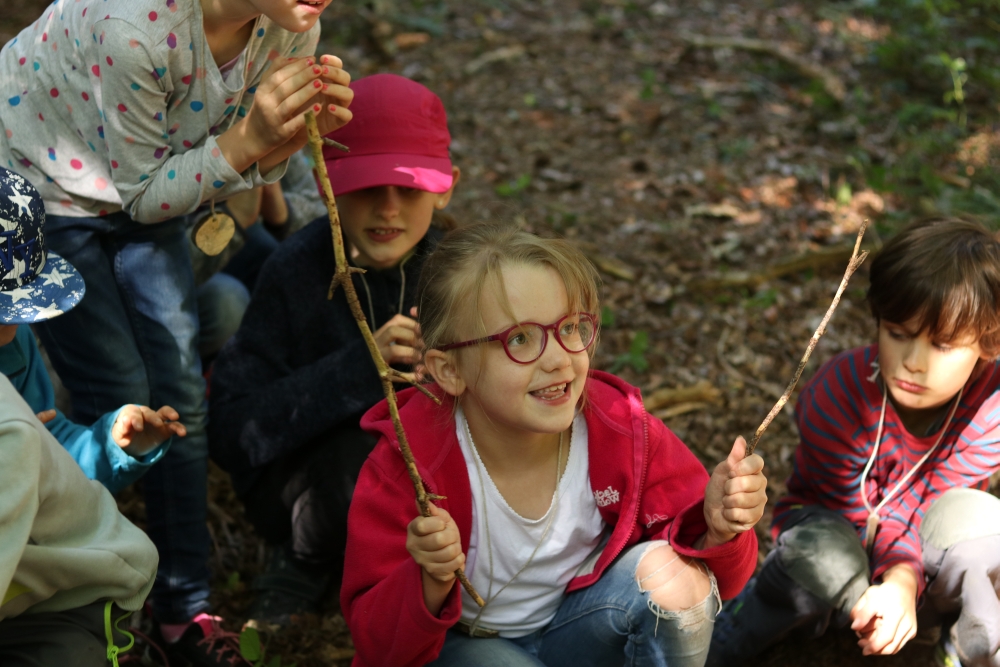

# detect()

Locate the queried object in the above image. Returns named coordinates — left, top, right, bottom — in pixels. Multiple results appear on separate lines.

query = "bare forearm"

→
left=261, top=183, right=289, bottom=226
left=216, top=118, right=268, bottom=175
left=881, top=563, right=919, bottom=595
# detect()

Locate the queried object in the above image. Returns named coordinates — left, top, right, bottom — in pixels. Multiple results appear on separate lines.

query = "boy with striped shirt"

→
left=709, top=219, right=1000, bottom=667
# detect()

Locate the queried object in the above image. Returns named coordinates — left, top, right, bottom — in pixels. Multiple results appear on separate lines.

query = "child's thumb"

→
left=727, top=436, right=747, bottom=467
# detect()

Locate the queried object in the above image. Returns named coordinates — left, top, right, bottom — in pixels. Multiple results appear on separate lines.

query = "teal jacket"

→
left=0, top=325, right=168, bottom=493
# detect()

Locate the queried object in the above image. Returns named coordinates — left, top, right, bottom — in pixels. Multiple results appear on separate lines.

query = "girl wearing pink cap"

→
left=209, top=73, right=461, bottom=627
left=0, top=0, right=351, bottom=662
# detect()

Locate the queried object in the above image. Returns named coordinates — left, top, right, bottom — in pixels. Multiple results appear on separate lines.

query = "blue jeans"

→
left=196, top=272, right=249, bottom=360
left=35, top=213, right=211, bottom=624
left=222, top=222, right=279, bottom=292
left=430, top=542, right=720, bottom=667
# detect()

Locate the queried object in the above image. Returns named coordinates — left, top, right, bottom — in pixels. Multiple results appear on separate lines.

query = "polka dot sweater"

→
left=0, top=0, right=319, bottom=221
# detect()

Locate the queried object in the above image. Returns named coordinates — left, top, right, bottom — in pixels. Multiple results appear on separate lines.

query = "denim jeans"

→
left=222, top=222, right=279, bottom=292
left=196, top=272, right=249, bottom=360
left=35, top=213, right=211, bottom=624
left=711, top=492, right=1000, bottom=667
left=430, top=542, right=720, bottom=667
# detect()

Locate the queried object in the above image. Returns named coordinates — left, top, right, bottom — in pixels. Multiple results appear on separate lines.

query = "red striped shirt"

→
left=773, top=345, right=1000, bottom=594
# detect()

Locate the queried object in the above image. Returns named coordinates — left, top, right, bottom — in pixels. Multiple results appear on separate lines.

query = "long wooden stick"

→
left=744, top=221, right=869, bottom=457
left=304, top=113, right=484, bottom=607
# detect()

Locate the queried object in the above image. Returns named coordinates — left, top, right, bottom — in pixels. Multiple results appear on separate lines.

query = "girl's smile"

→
left=432, top=263, right=590, bottom=453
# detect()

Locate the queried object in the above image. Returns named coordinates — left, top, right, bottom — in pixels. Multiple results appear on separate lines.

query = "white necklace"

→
left=859, top=386, right=962, bottom=554
left=465, top=418, right=566, bottom=634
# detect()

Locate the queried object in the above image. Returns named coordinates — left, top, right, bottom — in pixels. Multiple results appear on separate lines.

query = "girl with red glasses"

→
left=341, top=222, right=769, bottom=667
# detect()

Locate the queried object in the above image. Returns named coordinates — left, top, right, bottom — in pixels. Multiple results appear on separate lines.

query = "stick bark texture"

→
left=304, top=113, right=485, bottom=607
left=744, top=221, right=869, bottom=457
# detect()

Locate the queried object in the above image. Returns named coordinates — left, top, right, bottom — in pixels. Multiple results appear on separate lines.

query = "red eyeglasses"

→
left=439, top=313, right=597, bottom=364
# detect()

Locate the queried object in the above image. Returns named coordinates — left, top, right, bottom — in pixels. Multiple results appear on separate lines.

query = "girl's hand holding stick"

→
left=702, top=436, right=767, bottom=547
left=217, top=55, right=353, bottom=176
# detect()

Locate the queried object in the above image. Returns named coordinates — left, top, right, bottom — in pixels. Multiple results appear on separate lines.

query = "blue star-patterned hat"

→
left=0, top=167, right=84, bottom=324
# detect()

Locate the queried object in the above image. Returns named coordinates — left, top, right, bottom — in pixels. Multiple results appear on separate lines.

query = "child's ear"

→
left=434, top=167, right=462, bottom=210
left=423, top=349, right=465, bottom=397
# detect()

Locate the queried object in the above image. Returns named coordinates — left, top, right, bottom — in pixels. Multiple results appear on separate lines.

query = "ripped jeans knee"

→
left=633, top=540, right=721, bottom=636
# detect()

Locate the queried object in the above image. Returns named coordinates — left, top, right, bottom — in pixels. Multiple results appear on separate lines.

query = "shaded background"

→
left=6, top=0, right=1000, bottom=664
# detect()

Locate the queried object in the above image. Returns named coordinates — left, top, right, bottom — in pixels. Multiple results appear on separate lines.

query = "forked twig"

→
left=304, top=113, right=485, bottom=607
left=744, top=221, right=870, bottom=457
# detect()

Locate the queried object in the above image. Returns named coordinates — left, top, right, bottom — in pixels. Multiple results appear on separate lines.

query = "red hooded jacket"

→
left=341, top=371, right=758, bottom=667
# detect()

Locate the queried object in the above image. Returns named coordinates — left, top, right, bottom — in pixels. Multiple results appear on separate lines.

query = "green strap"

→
left=103, top=601, right=136, bottom=667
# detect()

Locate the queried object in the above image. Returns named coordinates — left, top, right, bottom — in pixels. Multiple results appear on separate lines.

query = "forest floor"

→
left=7, top=0, right=1000, bottom=665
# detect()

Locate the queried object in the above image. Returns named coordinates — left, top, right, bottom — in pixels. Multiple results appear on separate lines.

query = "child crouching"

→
left=708, top=218, right=1000, bottom=667
left=341, top=222, right=768, bottom=667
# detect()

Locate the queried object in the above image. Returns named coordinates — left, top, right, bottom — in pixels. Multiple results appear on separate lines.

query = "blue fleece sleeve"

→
left=15, top=327, right=168, bottom=493
left=46, top=407, right=168, bottom=494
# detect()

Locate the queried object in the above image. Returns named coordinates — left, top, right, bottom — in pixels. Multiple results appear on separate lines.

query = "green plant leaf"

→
left=240, top=627, right=262, bottom=662
left=600, top=306, right=616, bottom=328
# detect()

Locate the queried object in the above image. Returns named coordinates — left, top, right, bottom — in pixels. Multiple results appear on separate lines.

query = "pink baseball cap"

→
left=322, top=74, right=453, bottom=196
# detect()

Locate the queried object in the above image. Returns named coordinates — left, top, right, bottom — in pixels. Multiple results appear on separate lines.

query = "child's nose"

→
left=902, top=340, right=928, bottom=373
left=539, top=329, right=572, bottom=369
left=375, top=187, right=402, bottom=219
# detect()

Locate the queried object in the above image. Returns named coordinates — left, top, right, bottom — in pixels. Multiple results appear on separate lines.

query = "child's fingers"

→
left=35, top=409, right=57, bottom=424
left=314, top=103, right=353, bottom=135
left=317, top=81, right=354, bottom=107
left=723, top=471, right=767, bottom=497
left=409, top=514, right=448, bottom=538
left=725, top=436, right=746, bottom=466
left=156, top=405, right=180, bottom=422
left=386, top=345, right=420, bottom=366
left=259, top=57, right=316, bottom=96
left=317, top=54, right=345, bottom=70
left=849, top=590, right=877, bottom=630
left=168, top=422, right=187, bottom=438
left=731, top=453, right=765, bottom=477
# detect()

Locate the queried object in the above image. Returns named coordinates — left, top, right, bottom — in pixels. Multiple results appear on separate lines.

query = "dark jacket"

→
left=208, top=216, right=441, bottom=496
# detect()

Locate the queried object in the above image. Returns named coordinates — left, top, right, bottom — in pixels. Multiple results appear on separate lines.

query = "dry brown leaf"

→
left=394, top=32, right=431, bottom=50
left=685, top=203, right=742, bottom=219
left=644, top=380, right=722, bottom=412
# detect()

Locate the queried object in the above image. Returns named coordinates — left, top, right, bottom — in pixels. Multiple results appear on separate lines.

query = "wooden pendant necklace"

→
left=190, top=14, right=259, bottom=255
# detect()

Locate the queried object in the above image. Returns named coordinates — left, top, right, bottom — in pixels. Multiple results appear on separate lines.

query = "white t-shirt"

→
left=456, top=409, right=605, bottom=637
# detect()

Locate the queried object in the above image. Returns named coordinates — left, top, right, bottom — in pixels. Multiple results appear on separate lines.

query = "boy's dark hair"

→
left=868, top=218, right=1000, bottom=358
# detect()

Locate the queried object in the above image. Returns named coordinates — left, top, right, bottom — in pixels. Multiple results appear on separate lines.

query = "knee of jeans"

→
left=778, top=519, right=868, bottom=606
left=921, top=488, right=1000, bottom=551
left=953, top=616, right=998, bottom=666
left=633, top=540, right=719, bottom=627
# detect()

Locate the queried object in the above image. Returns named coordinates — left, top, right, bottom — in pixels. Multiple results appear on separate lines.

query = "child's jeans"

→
left=429, top=541, right=721, bottom=667
left=35, top=213, right=211, bottom=625
left=745, top=489, right=1000, bottom=667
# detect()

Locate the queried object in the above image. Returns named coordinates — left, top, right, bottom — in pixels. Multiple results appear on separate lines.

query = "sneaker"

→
left=705, top=578, right=800, bottom=667
left=162, top=614, right=251, bottom=667
left=246, top=545, right=330, bottom=629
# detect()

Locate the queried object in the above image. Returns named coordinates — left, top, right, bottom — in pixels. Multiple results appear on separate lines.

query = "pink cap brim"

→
left=324, top=153, right=454, bottom=196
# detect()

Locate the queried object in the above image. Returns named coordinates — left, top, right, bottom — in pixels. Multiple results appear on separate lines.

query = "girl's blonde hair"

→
left=417, top=222, right=601, bottom=357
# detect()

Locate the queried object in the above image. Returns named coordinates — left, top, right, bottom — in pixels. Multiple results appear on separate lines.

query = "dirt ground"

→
left=6, top=0, right=982, bottom=665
